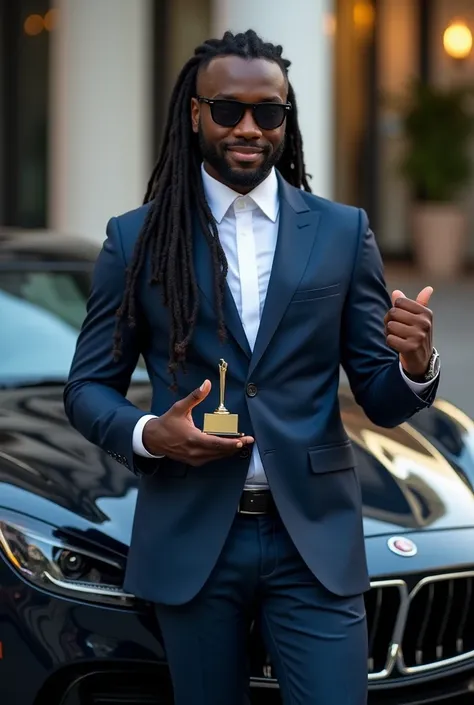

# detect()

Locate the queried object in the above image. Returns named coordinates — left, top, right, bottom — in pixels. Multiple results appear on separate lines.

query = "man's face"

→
left=191, top=56, right=288, bottom=192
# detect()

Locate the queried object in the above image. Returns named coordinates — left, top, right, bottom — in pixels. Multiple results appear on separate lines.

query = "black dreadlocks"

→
left=113, top=29, right=311, bottom=386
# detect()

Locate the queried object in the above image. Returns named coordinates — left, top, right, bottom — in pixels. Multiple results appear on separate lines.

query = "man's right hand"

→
left=142, top=380, right=254, bottom=467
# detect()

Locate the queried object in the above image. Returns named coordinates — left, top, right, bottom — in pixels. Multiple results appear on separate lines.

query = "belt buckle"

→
left=238, top=491, right=267, bottom=515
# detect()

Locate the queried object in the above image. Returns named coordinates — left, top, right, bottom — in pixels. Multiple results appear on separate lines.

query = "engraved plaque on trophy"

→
left=203, top=359, right=243, bottom=437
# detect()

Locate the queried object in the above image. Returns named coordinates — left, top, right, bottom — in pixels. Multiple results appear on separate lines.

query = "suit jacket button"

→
left=240, top=447, right=250, bottom=459
left=246, top=383, right=257, bottom=397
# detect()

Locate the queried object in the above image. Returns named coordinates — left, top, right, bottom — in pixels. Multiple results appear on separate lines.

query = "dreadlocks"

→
left=113, top=29, right=311, bottom=386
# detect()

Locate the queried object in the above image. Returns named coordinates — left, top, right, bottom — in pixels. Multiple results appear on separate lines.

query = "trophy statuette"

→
left=203, top=359, right=243, bottom=437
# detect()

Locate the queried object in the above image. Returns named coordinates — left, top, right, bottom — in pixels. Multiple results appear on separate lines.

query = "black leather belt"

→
left=238, top=489, right=276, bottom=515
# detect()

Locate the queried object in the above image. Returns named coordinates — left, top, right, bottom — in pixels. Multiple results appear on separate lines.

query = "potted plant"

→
left=397, top=79, right=474, bottom=278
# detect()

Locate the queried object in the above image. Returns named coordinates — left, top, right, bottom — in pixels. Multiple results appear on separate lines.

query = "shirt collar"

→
left=201, top=163, right=279, bottom=224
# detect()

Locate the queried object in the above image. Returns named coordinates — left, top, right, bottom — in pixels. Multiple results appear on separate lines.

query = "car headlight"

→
left=0, top=509, right=136, bottom=607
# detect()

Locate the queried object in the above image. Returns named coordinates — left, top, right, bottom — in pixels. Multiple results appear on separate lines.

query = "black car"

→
left=1, top=228, right=474, bottom=705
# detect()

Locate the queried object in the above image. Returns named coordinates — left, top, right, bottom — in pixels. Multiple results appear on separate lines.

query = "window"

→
left=0, top=0, right=50, bottom=227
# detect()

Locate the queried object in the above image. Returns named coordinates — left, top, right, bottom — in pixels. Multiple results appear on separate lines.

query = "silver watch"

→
left=424, top=348, right=440, bottom=381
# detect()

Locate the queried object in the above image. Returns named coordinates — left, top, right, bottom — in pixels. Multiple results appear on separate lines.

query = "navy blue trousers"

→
left=154, top=513, right=368, bottom=705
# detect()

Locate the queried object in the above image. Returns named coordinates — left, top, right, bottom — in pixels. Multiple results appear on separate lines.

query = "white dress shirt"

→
left=132, top=164, right=438, bottom=488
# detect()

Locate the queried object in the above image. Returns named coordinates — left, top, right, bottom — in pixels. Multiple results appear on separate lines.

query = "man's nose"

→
left=233, top=108, right=262, bottom=139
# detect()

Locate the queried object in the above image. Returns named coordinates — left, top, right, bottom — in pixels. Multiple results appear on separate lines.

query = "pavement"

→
left=384, top=264, right=474, bottom=418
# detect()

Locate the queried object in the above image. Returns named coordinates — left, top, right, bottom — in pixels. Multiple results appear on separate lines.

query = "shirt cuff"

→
left=132, top=414, right=164, bottom=458
left=399, top=360, right=440, bottom=392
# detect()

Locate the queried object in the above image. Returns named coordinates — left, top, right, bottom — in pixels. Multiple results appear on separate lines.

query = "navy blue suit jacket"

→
left=64, top=174, right=438, bottom=605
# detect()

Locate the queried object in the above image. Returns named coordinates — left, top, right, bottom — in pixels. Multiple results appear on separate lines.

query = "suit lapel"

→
left=248, top=176, right=321, bottom=378
left=193, top=215, right=252, bottom=359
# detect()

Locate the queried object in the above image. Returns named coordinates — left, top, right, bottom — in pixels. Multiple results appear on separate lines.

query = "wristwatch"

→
left=425, top=347, right=440, bottom=381
left=405, top=348, right=440, bottom=383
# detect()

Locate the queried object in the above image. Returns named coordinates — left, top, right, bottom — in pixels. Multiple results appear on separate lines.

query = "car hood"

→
left=1, top=385, right=474, bottom=555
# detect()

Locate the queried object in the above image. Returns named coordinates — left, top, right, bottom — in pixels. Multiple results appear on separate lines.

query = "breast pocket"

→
left=291, top=282, right=341, bottom=303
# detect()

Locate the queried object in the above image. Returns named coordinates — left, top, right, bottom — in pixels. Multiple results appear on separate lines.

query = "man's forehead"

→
left=196, top=55, right=287, bottom=99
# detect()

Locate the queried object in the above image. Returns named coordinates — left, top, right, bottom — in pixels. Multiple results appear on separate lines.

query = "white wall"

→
left=48, top=0, right=153, bottom=242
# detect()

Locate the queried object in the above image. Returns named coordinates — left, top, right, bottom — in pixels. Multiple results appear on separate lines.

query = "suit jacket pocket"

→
left=291, top=283, right=341, bottom=303
left=308, top=441, right=356, bottom=474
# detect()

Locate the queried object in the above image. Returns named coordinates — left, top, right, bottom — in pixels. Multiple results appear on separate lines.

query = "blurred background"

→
left=0, top=0, right=473, bottom=410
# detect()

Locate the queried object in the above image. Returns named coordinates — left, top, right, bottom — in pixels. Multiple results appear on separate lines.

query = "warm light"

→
left=24, top=14, right=44, bottom=36
left=44, top=8, right=59, bottom=31
left=323, top=12, right=337, bottom=37
left=443, top=20, right=473, bottom=59
left=353, top=1, right=375, bottom=33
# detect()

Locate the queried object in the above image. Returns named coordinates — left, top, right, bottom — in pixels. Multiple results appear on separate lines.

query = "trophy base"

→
left=204, top=432, right=244, bottom=438
left=203, top=412, right=242, bottom=437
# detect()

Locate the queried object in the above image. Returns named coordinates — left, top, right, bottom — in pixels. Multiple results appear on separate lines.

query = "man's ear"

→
left=191, top=97, right=200, bottom=134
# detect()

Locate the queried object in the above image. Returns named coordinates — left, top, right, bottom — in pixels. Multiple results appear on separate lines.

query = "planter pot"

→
left=411, top=203, right=466, bottom=279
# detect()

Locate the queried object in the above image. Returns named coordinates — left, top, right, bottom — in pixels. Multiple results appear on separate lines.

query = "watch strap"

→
left=405, top=348, right=439, bottom=383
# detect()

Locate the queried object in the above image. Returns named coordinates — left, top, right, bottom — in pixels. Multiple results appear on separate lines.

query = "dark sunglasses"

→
left=197, top=96, right=292, bottom=130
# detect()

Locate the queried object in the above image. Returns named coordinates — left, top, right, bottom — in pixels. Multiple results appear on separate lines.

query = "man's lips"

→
left=226, top=145, right=264, bottom=162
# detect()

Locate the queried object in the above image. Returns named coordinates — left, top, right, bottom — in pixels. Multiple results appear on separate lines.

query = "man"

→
left=64, top=29, right=440, bottom=705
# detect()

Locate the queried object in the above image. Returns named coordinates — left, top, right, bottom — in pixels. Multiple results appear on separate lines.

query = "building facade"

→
left=2, top=0, right=474, bottom=261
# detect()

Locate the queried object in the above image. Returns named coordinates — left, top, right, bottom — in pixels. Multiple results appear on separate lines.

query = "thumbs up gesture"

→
left=384, top=286, right=434, bottom=378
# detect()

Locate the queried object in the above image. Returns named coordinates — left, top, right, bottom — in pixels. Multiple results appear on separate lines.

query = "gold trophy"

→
left=203, top=359, right=242, bottom=437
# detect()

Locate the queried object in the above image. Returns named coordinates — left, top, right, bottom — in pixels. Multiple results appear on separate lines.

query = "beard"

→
left=198, top=123, right=286, bottom=190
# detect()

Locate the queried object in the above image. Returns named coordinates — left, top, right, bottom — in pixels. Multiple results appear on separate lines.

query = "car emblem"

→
left=387, top=536, right=417, bottom=557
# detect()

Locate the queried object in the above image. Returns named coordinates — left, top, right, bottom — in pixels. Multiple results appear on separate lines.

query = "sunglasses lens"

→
left=208, top=100, right=288, bottom=130
left=210, top=101, right=244, bottom=127
left=254, top=104, right=287, bottom=130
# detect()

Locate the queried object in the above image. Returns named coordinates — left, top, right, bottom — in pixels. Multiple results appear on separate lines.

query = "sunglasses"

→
left=197, top=96, right=292, bottom=131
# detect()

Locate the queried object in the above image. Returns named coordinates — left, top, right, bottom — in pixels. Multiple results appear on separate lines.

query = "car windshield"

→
left=0, top=266, right=148, bottom=386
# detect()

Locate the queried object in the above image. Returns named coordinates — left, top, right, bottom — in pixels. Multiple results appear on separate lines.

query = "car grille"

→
left=366, top=580, right=406, bottom=678
left=399, top=572, right=474, bottom=673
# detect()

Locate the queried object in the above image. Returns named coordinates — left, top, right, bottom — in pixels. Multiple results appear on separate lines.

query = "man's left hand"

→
left=384, top=286, right=434, bottom=378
